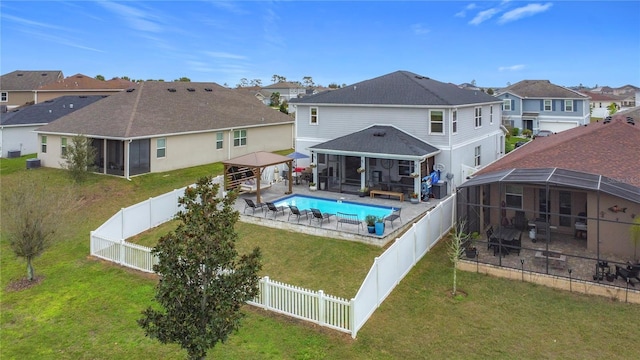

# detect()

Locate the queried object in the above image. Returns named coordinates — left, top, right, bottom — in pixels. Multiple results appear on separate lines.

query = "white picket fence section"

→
left=89, top=177, right=455, bottom=338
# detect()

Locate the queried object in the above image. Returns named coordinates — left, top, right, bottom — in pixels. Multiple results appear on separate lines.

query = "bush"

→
left=511, top=127, right=520, bottom=136
left=522, top=129, right=533, bottom=138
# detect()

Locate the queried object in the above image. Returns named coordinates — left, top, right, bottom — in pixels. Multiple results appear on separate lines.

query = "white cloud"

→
left=203, top=51, right=247, bottom=60
left=469, top=8, right=500, bottom=25
left=498, top=3, right=553, bottom=24
left=498, top=64, right=525, bottom=72
left=98, top=1, right=163, bottom=33
left=2, top=14, right=67, bottom=31
left=455, top=3, right=477, bottom=18
left=411, top=24, right=430, bottom=35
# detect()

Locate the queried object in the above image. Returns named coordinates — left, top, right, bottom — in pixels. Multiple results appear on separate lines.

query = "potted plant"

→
left=374, top=216, right=385, bottom=236
left=410, top=192, right=419, bottom=204
left=359, top=187, right=369, bottom=197
left=308, top=182, right=317, bottom=191
left=464, top=231, right=480, bottom=258
left=365, top=215, right=377, bottom=233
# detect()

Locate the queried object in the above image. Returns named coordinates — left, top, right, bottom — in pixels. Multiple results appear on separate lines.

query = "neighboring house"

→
left=35, top=81, right=294, bottom=178
left=0, top=70, right=64, bottom=109
left=496, top=80, right=590, bottom=134
left=289, top=70, right=505, bottom=197
left=612, top=84, right=640, bottom=97
left=35, top=73, right=134, bottom=102
left=458, top=107, right=640, bottom=260
left=585, top=91, right=621, bottom=118
left=0, top=95, right=105, bottom=158
left=262, top=81, right=307, bottom=102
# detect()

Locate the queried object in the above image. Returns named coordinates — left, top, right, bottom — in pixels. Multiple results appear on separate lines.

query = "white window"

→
left=564, top=100, right=573, bottom=112
left=41, top=135, right=47, bottom=153
left=233, top=129, right=247, bottom=147
left=310, top=107, right=318, bottom=124
left=398, top=160, right=414, bottom=177
left=490, top=106, right=493, bottom=124
left=544, top=99, right=552, bottom=111
left=474, top=107, right=482, bottom=127
left=1, top=92, right=7, bottom=102
left=505, top=185, right=523, bottom=209
left=474, top=145, right=481, bottom=166
left=216, top=132, right=223, bottom=150
left=429, top=110, right=444, bottom=134
left=503, top=99, right=511, bottom=111
left=452, top=109, right=457, bottom=134
left=156, top=138, right=166, bottom=158
left=61, top=137, right=67, bottom=155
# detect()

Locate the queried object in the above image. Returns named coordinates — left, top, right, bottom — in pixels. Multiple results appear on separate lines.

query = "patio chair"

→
left=243, top=198, right=266, bottom=215
left=533, top=221, right=549, bottom=243
left=288, top=205, right=310, bottom=223
left=615, top=263, right=640, bottom=286
left=309, top=208, right=333, bottom=227
left=505, top=231, right=522, bottom=256
left=264, top=202, right=286, bottom=218
left=486, top=226, right=497, bottom=250
left=384, top=208, right=402, bottom=229
left=336, top=212, right=363, bottom=233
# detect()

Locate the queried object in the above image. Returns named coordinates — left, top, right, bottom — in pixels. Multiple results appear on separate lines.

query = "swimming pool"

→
left=274, top=194, right=395, bottom=220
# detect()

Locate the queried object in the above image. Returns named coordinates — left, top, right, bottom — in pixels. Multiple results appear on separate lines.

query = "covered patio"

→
left=223, top=151, right=294, bottom=204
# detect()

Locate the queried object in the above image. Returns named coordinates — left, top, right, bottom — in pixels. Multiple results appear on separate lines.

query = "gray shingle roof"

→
left=0, top=70, right=64, bottom=90
left=290, top=70, right=499, bottom=106
left=0, top=95, right=106, bottom=126
left=310, top=125, right=440, bottom=158
left=36, top=81, right=294, bottom=138
left=498, top=80, right=588, bottom=99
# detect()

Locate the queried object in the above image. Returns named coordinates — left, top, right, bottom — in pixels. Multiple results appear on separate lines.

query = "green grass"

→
left=505, top=136, right=529, bottom=153
left=2, top=155, right=640, bottom=359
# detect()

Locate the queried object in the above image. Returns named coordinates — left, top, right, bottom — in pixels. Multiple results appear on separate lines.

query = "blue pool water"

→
left=274, top=195, right=395, bottom=219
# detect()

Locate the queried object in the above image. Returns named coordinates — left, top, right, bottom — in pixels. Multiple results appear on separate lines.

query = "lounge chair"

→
left=288, top=205, right=310, bottom=223
left=309, top=208, right=333, bottom=227
left=384, top=208, right=402, bottom=229
left=243, top=198, right=265, bottom=215
left=265, top=202, right=286, bottom=218
left=336, top=212, right=363, bottom=233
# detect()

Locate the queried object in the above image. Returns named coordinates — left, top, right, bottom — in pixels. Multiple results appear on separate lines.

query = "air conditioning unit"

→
left=26, top=158, right=41, bottom=169
left=8, top=150, right=21, bottom=158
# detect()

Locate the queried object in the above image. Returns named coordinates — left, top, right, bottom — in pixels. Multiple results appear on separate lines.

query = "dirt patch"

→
left=5, top=275, right=44, bottom=292
left=446, top=289, right=468, bottom=300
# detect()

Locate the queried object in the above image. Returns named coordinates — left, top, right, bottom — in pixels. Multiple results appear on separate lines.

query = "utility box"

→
left=26, top=158, right=41, bottom=169
left=432, top=181, right=447, bottom=199
left=8, top=150, right=21, bottom=158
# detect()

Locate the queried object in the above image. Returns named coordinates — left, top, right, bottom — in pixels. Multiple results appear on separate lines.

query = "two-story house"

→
left=496, top=80, right=590, bottom=135
left=0, top=70, right=64, bottom=110
left=262, top=81, right=307, bottom=103
left=289, top=70, right=504, bottom=198
left=35, top=81, right=294, bottom=179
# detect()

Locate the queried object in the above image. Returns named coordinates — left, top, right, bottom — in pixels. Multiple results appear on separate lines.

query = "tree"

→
left=448, top=220, right=468, bottom=296
left=328, top=82, right=340, bottom=89
left=279, top=100, right=288, bottom=114
left=95, top=74, right=105, bottom=81
left=302, top=76, right=314, bottom=87
left=60, top=135, right=97, bottom=183
left=236, top=78, right=249, bottom=88
left=2, top=174, right=76, bottom=281
left=486, top=88, right=494, bottom=95
left=270, top=91, right=280, bottom=107
left=607, top=102, right=618, bottom=115
left=250, top=79, right=262, bottom=87
left=138, top=177, right=262, bottom=360
left=271, top=74, right=286, bottom=83
left=174, top=77, right=191, bottom=82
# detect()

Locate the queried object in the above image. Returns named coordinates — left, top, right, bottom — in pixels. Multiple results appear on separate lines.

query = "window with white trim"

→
left=156, top=138, right=166, bottom=158
left=503, top=99, right=511, bottom=111
left=41, top=135, right=47, bottom=153
left=564, top=100, right=573, bottom=112
left=61, top=137, right=67, bottom=155
left=233, top=129, right=247, bottom=147
left=310, top=107, right=318, bottom=125
left=474, top=145, right=481, bottom=166
left=544, top=99, right=552, bottom=111
left=505, top=184, right=523, bottom=209
left=490, top=105, right=493, bottom=124
left=1, top=92, right=7, bottom=102
left=398, top=160, right=414, bottom=176
left=429, top=110, right=444, bottom=134
left=452, top=109, right=457, bottom=133
left=215, top=132, right=223, bottom=149
left=474, top=107, right=482, bottom=127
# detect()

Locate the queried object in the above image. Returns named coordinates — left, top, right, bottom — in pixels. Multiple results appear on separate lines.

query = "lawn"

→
left=2, top=155, right=640, bottom=359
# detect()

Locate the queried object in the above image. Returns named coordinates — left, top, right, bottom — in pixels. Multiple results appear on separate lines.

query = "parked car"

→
left=534, top=130, right=553, bottom=138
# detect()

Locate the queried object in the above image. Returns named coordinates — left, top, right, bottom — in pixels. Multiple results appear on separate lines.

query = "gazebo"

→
left=222, top=151, right=294, bottom=203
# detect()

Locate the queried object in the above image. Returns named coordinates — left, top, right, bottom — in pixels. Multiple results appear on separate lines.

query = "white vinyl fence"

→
left=90, top=177, right=455, bottom=338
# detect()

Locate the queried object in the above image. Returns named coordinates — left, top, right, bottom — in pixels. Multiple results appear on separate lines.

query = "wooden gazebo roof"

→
left=222, top=151, right=294, bottom=203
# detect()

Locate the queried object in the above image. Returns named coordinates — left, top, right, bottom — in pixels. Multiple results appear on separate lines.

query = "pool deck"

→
left=233, top=179, right=446, bottom=247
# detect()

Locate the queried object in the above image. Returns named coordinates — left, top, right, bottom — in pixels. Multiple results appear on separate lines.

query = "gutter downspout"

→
left=125, top=139, right=131, bottom=181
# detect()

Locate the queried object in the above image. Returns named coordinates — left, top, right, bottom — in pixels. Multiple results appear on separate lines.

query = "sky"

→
left=2, top=1, right=639, bottom=89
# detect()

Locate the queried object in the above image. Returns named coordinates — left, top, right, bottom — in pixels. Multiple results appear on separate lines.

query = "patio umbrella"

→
left=286, top=151, right=309, bottom=169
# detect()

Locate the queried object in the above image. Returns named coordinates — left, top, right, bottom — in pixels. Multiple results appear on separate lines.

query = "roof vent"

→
left=41, top=73, right=48, bottom=76
left=44, top=100, right=54, bottom=103
left=79, top=95, right=87, bottom=98
left=204, top=88, right=213, bottom=92
left=373, top=131, right=386, bottom=137
left=126, top=88, right=135, bottom=92
left=167, top=88, right=177, bottom=92
left=17, top=73, right=23, bottom=76
left=187, top=88, right=195, bottom=92
left=603, top=116, right=612, bottom=124
left=627, top=117, right=635, bottom=125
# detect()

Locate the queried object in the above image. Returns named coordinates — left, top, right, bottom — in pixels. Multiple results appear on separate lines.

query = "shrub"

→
left=511, top=127, right=520, bottom=136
